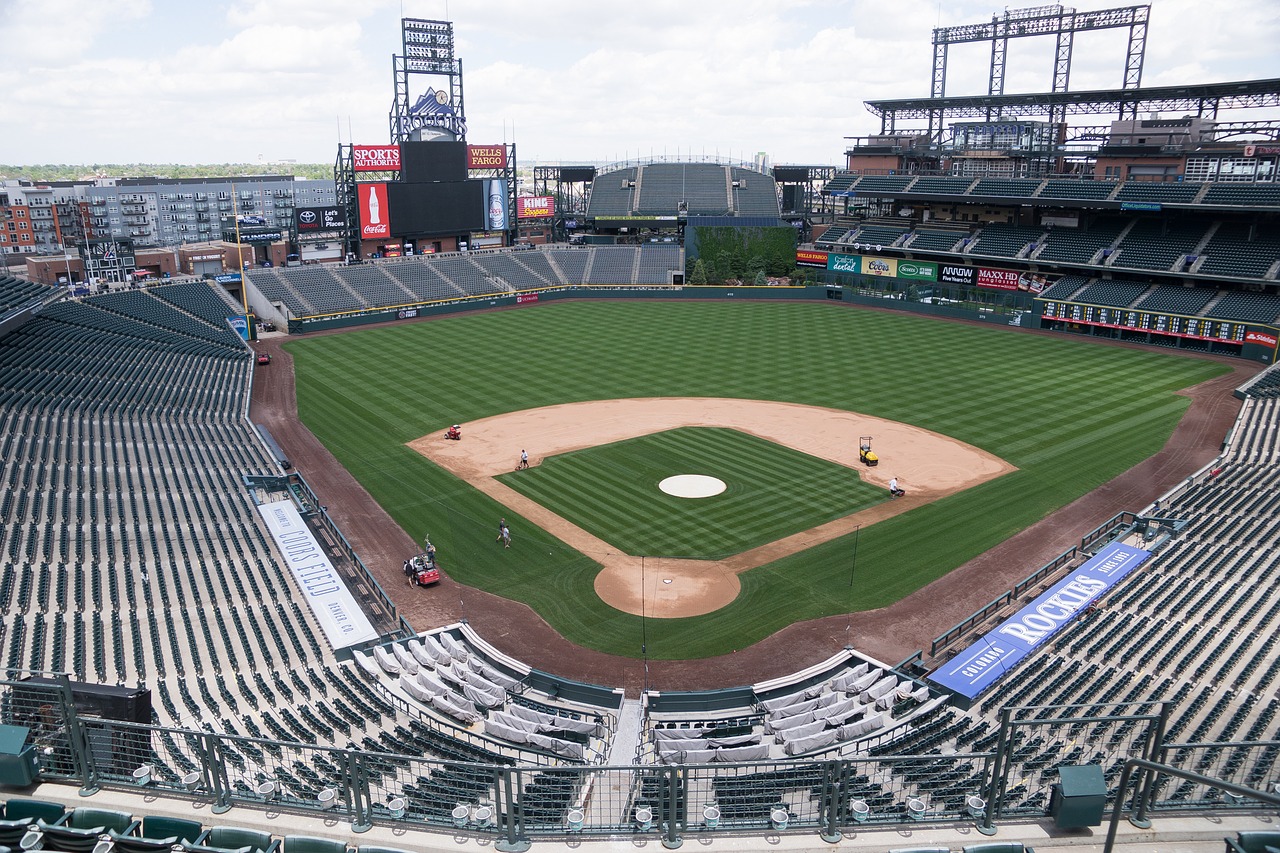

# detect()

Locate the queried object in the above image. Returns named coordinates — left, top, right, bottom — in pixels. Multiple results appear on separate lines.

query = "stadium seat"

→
left=0, top=800, right=66, bottom=847
left=32, top=809, right=138, bottom=853
left=282, top=838, right=347, bottom=853
left=107, top=816, right=203, bottom=853
left=1225, top=830, right=1280, bottom=852
left=183, top=827, right=279, bottom=853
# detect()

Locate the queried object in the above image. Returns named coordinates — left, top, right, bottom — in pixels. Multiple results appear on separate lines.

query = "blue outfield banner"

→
left=929, top=542, right=1152, bottom=700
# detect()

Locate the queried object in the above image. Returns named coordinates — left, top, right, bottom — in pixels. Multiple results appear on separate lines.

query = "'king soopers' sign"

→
left=929, top=542, right=1151, bottom=699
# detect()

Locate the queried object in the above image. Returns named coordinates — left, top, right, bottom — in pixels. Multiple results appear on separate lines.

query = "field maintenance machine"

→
left=859, top=436, right=878, bottom=467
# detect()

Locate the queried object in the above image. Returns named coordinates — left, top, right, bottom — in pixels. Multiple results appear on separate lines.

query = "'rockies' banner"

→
left=296, top=207, right=344, bottom=232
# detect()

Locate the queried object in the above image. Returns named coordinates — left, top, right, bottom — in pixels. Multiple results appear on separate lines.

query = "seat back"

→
left=1235, top=831, right=1280, bottom=853
left=2, top=801, right=65, bottom=824
left=67, top=809, right=135, bottom=834
left=138, top=817, right=202, bottom=845
left=963, top=843, right=1031, bottom=853
left=283, top=836, right=347, bottom=853
left=206, top=827, right=273, bottom=853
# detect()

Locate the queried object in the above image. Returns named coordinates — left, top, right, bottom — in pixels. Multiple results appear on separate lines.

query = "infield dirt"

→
left=408, top=397, right=1015, bottom=618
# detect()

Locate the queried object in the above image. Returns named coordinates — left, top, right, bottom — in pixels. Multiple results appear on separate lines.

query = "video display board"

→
left=386, top=180, right=484, bottom=236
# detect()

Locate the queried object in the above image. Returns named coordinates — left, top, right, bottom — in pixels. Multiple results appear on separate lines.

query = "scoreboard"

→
left=1040, top=300, right=1248, bottom=344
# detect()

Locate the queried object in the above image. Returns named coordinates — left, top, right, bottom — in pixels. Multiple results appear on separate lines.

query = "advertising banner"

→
left=358, top=183, right=390, bottom=240
left=467, top=144, right=507, bottom=169
left=353, top=144, right=401, bottom=172
left=483, top=179, right=508, bottom=231
left=1017, top=271, right=1056, bottom=294
left=796, top=250, right=828, bottom=268
left=516, top=196, right=555, bottom=219
left=516, top=293, right=540, bottom=304
left=296, top=207, right=344, bottom=232
left=256, top=499, right=378, bottom=648
left=940, top=264, right=976, bottom=286
left=214, top=273, right=241, bottom=284
left=976, top=267, right=1021, bottom=291
left=397, top=308, right=419, bottom=320
left=1245, top=330, right=1278, bottom=347
left=929, top=542, right=1150, bottom=699
left=863, top=256, right=898, bottom=277
left=896, top=260, right=938, bottom=282
left=827, top=254, right=861, bottom=274
left=227, top=315, right=249, bottom=341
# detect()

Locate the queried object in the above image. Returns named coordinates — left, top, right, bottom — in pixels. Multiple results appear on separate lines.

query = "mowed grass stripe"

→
left=498, top=427, right=884, bottom=558
left=288, top=300, right=1229, bottom=658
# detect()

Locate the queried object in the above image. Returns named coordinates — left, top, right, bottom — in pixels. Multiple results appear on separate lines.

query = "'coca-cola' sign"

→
left=358, top=183, right=390, bottom=239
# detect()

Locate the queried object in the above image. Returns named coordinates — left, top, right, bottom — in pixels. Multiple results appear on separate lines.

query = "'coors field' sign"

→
left=353, top=145, right=401, bottom=172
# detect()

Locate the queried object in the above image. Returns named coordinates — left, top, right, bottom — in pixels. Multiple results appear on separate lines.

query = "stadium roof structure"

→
left=865, top=77, right=1280, bottom=129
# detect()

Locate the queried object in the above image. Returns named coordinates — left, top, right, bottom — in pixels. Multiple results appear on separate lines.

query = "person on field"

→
left=496, top=517, right=506, bottom=543
left=501, top=524, right=511, bottom=549
left=518, top=449, right=529, bottom=470
left=889, top=477, right=905, bottom=498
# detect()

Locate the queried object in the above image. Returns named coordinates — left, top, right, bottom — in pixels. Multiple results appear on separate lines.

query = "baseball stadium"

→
left=1, top=7, right=1279, bottom=853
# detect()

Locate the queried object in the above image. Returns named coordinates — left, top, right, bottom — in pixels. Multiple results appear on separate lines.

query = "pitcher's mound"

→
left=659, top=474, right=726, bottom=498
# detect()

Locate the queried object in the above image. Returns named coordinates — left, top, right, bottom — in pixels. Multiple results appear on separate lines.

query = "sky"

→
left=1, top=0, right=1278, bottom=168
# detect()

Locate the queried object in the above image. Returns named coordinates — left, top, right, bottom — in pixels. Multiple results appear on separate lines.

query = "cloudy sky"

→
left=2, top=0, right=1278, bottom=167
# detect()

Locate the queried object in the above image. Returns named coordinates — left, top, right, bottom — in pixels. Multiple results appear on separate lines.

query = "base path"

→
left=409, top=398, right=1014, bottom=618
left=250, top=310, right=1254, bottom=693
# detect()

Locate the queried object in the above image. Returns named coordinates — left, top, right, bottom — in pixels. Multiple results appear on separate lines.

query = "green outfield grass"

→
left=494, top=427, right=888, bottom=558
left=287, top=300, right=1229, bottom=659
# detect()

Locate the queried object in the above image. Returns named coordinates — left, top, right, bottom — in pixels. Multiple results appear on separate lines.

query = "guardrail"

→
left=5, top=676, right=1275, bottom=847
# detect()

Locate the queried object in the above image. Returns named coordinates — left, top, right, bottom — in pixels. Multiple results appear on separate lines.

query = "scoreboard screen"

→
left=1040, top=300, right=1248, bottom=343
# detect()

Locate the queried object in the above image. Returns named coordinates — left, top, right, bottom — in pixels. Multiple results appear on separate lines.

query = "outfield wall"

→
left=286, top=283, right=1025, bottom=334
left=282, top=279, right=1275, bottom=362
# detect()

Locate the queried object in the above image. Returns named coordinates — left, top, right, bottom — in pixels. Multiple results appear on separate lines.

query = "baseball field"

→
left=286, top=299, right=1228, bottom=659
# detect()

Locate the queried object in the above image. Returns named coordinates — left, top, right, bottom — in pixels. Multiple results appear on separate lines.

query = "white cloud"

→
left=1, top=0, right=1278, bottom=165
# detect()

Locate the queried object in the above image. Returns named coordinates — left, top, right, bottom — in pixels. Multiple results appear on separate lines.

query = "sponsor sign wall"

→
left=483, top=179, right=509, bottom=231
left=940, top=264, right=976, bottom=286
left=796, top=250, right=828, bottom=268
left=357, top=183, right=391, bottom=239
left=929, top=542, right=1151, bottom=699
left=516, top=196, right=555, bottom=219
left=862, top=256, right=898, bottom=277
left=828, top=254, right=861, bottom=274
left=976, top=267, right=1021, bottom=291
left=1245, top=330, right=1278, bottom=348
left=353, top=144, right=401, bottom=172
left=295, top=207, right=345, bottom=232
left=256, top=499, right=378, bottom=648
left=896, top=261, right=938, bottom=281
left=467, top=144, right=507, bottom=169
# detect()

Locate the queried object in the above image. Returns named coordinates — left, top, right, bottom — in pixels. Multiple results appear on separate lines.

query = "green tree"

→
left=689, top=259, right=709, bottom=285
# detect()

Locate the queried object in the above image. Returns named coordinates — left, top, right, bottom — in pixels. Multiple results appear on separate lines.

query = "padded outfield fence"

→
left=3, top=674, right=1276, bottom=846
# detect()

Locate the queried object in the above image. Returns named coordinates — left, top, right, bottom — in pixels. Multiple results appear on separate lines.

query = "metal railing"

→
left=5, top=674, right=1277, bottom=848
